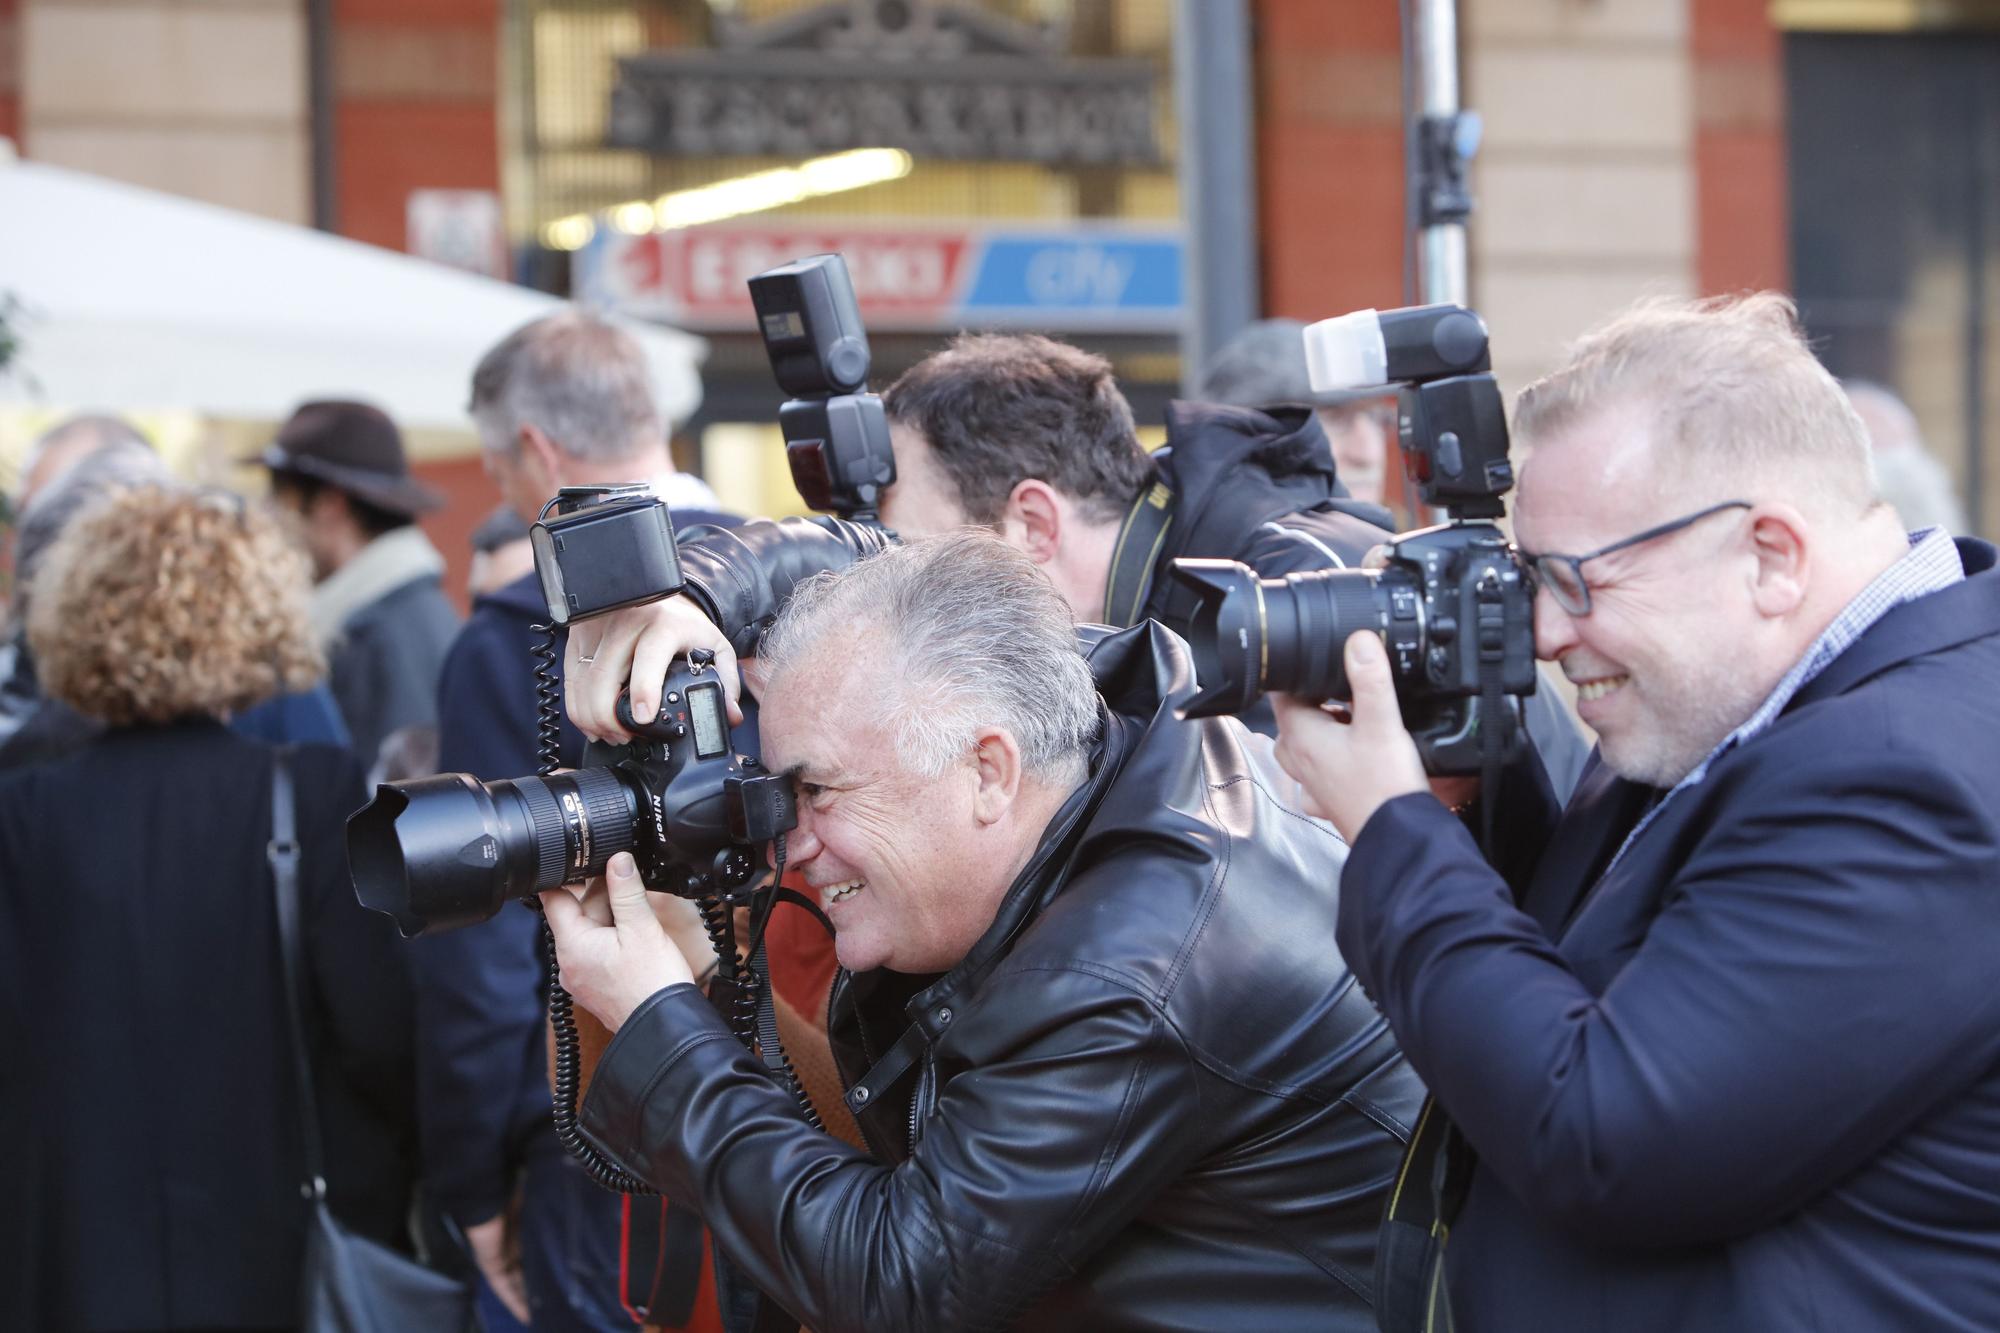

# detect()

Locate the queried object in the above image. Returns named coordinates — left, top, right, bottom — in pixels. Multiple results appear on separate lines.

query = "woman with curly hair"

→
left=0, top=486, right=424, bottom=1330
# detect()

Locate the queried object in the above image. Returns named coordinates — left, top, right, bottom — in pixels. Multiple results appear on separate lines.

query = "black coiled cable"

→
left=528, top=621, right=821, bottom=1190
left=530, top=620, right=658, bottom=1194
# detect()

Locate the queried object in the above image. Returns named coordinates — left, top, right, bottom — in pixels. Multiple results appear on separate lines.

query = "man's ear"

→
left=1746, top=502, right=1810, bottom=618
left=968, top=726, right=1024, bottom=825
left=518, top=423, right=565, bottom=494
left=999, top=479, right=1064, bottom=565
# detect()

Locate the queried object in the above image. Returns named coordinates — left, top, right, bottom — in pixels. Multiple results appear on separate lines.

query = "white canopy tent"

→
left=0, top=151, right=706, bottom=432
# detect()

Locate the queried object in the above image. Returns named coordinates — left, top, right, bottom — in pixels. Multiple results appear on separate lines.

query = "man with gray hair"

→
left=545, top=533, right=1425, bottom=1331
left=1842, top=379, right=1969, bottom=534
left=418, top=308, right=735, bottom=1330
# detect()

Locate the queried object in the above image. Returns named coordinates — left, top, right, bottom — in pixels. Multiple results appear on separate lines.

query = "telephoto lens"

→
left=1171, top=559, right=1423, bottom=719
left=347, top=767, right=644, bottom=938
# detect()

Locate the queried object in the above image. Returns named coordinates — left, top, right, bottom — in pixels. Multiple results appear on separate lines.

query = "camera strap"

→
left=1102, top=481, right=1176, bottom=628
left=1474, top=572, right=1514, bottom=860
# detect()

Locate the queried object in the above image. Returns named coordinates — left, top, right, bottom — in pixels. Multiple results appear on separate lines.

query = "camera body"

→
left=348, top=488, right=796, bottom=937
left=748, top=254, right=897, bottom=521
left=1174, top=304, right=1538, bottom=774
left=586, top=654, right=795, bottom=899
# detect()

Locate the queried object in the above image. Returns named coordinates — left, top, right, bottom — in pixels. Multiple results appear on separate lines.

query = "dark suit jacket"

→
left=413, top=506, right=740, bottom=1228
left=330, top=572, right=461, bottom=766
left=1340, top=539, right=2000, bottom=1331
left=0, top=722, right=419, bottom=1330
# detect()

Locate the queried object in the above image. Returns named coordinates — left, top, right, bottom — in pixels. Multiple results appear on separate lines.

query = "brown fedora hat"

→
left=250, top=400, right=444, bottom=517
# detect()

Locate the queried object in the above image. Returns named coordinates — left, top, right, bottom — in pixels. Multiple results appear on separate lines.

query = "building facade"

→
left=3, top=0, right=1995, bottom=552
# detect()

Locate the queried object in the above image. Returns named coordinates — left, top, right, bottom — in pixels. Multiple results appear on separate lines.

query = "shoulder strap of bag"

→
left=268, top=746, right=328, bottom=1202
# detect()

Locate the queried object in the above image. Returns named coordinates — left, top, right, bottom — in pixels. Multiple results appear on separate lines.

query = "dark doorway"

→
left=1788, top=31, right=2000, bottom=535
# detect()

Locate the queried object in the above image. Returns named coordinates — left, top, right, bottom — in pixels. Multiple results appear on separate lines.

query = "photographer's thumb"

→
left=604, top=852, right=653, bottom=933
left=1345, top=630, right=1396, bottom=730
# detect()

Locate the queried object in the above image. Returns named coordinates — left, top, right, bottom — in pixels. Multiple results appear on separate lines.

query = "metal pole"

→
left=1173, top=0, right=1259, bottom=395
left=1410, top=0, right=1471, bottom=308
left=306, top=0, right=338, bottom=232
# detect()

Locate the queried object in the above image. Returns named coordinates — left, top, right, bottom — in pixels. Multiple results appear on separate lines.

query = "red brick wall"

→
left=1691, top=0, right=1789, bottom=295
left=1251, top=0, right=1408, bottom=321
left=0, top=0, right=20, bottom=147
left=411, top=453, right=505, bottom=613
left=331, top=0, right=501, bottom=251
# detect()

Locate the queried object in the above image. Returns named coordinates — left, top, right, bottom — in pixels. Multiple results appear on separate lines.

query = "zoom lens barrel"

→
left=1171, top=559, right=1410, bottom=719
left=348, top=766, right=643, bottom=938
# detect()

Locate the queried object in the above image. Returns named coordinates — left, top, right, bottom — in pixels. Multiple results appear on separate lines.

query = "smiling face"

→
left=1514, top=397, right=1775, bottom=787
left=757, top=623, right=1028, bottom=974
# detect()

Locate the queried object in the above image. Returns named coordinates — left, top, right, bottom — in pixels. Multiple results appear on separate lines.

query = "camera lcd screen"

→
left=689, top=682, right=728, bottom=760
left=761, top=310, right=806, bottom=342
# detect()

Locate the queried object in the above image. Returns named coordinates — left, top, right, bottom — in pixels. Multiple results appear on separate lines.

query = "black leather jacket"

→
left=577, top=617, right=1425, bottom=1332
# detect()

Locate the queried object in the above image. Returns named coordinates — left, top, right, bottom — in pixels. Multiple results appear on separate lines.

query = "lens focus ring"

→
left=568, top=767, right=639, bottom=878
left=511, top=779, right=569, bottom=892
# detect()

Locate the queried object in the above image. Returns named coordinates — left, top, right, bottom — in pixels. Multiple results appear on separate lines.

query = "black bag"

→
left=268, top=750, right=476, bottom=1333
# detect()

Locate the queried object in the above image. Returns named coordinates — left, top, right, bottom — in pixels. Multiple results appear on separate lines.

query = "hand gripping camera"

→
left=347, top=486, right=797, bottom=937
left=1171, top=304, right=1538, bottom=775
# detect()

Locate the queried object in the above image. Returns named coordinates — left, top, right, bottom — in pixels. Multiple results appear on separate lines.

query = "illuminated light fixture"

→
left=543, top=214, right=597, bottom=251
left=653, top=147, right=913, bottom=229
left=610, top=201, right=657, bottom=234
left=538, top=148, right=912, bottom=251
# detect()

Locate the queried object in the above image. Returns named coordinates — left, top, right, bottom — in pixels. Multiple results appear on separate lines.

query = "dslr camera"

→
left=1172, top=304, right=1537, bottom=774
left=347, top=253, right=893, bottom=936
left=346, top=487, right=797, bottom=936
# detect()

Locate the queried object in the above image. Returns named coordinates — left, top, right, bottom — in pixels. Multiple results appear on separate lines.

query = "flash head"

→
left=528, top=486, right=682, bottom=627
left=749, top=254, right=872, bottom=398
left=1303, top=304, right=1491, bottom=394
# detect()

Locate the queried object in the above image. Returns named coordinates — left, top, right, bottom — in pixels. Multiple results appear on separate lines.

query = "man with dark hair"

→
left=254, top=399, right=460, bottom=765
left=881, top=332, right=1583, bottom=789
left=881, top=334, right=1390, bottom=699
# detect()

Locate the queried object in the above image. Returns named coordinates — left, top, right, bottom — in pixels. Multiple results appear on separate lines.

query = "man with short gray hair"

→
left=545, top=533, right=1425, bottom=1331
left=1275, top=292, right=2000, bottom=1330
left=420, top=308, right=736, bottom=1330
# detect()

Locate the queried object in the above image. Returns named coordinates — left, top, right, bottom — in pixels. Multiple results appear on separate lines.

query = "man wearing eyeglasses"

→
left=1271, top=292, right=2000, bottom=1332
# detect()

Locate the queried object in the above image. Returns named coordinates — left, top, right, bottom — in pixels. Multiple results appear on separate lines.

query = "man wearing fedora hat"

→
left=256, top=399, right=460, bottom=766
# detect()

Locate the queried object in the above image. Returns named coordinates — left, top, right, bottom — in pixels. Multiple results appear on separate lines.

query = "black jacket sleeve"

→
left=578, top=968, right=1206, bottom=1333
left=677, top=517, right=895, bottom=656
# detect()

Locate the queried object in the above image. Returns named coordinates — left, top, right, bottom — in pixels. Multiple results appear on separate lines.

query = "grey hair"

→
left=758, top=533, right=1100, bottom=787
left=1513, top=292, right=1878, bottom=518
left=13, top=438, right=173, bottom=619
left=468, top=309, right=663, bottom=463
left=16, top=414, right=151, bottom=500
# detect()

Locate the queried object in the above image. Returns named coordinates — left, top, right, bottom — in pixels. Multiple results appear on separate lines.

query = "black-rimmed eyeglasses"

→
left=1520, top=500, right=1752, bottom=617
